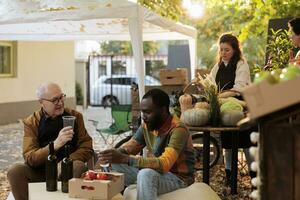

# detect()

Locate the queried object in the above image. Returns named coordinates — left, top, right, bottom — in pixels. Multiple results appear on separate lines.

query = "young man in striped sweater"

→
left=99, top=89, right=195, bottom=200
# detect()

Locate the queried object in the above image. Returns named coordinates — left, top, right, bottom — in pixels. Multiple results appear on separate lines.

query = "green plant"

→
left=265, top=29, right=293, bottom=70
left=197, top=74, right=221, bottom=126
left=75, top=82, right=83, bottom=105
left=207, top=89, right=221, bottom=127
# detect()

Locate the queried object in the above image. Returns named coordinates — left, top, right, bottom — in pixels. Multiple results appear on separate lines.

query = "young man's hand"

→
left=98, top=148, right=129, bottom=164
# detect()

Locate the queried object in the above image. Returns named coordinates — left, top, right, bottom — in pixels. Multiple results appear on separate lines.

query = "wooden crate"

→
left=243, top=76, right=300, bottom=119
left=69, top=172, right=124, bottom=200
left=159, top=68, right=188, bottom=85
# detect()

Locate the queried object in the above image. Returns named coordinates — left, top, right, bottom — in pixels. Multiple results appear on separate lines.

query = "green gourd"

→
left=220, top=101, right=243, bottom=113
left=219, top=97, right=246, bottom=107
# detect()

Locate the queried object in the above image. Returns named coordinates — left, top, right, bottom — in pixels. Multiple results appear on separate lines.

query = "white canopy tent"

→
left=0, top=0, right=197, bottom=98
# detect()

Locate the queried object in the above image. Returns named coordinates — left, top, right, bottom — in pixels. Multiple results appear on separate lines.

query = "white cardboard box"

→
left=69, top=172, right=124, bottom=200
left=242, top=76, right=300, bottom=119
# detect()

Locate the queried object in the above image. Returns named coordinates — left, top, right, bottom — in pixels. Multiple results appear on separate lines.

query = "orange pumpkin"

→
left=194, top=102, right=209, bottom=109
left=179, top=94, right=193, bottom=114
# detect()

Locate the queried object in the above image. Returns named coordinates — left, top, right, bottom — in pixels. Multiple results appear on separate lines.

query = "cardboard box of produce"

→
left=242, top=76, right=300, bottom=119
left=69, top=172, right=124, bottom=200
left=159, top=68, right=188, bottom=85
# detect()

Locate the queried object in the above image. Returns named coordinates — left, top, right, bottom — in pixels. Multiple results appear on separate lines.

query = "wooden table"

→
left=28, top=182, right=123, bottom=200
left=188, top=126, right=240, bottom=194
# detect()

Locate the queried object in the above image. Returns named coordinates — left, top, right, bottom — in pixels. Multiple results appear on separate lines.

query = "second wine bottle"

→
left=46, top=141, right=57, bottom=191
left=61, top=144, right=73, bottom=193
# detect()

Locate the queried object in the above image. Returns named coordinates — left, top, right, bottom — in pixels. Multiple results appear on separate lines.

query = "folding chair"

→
left=90, top=104, right=132, bottom=146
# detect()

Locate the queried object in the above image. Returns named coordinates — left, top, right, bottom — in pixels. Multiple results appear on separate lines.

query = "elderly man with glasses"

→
left=7, top=82, right=93, bottom=200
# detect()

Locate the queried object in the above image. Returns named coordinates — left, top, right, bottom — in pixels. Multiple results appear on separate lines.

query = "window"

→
left=145, top=60, right=166, bottom=80
left=0, top=41, right=16, bottom=77
left=104, top=78, right=112, bottom=84
left=103, top=77, right=136, bottom=85
left=112, top=60, right=126, bottom=75
left=98, top=60, right=106, bottom=77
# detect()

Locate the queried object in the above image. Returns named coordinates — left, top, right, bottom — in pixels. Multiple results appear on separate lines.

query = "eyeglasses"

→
left=41, top=93, right=66, bottom=105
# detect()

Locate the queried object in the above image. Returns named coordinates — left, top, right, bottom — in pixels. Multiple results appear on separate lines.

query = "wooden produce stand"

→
left=242, top=77, right=300, bottom=200
left=257, top=103, right=300, bottom=200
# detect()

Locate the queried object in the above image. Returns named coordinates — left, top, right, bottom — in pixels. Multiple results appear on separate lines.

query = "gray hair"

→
left=36, top=82, right=59, bottom=99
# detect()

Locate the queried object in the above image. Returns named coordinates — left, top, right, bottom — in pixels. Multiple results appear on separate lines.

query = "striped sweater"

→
left=119, top=115, right=195, bottom=185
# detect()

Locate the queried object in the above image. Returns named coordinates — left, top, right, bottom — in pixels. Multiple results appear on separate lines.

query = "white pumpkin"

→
left=221, top=110, right=244, bottom=126
left=181, top=108, right=209, bottom=126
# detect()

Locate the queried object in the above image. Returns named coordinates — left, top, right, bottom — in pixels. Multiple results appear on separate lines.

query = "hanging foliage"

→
left=265, top=29, right=293, bottom=70
left=137, top=0, right=300, bottom=74
left=138, top=0, right=182, bottom=21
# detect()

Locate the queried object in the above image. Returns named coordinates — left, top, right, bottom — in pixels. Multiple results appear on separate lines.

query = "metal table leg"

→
left=203, top=131, right=210, bottom=184
left=231, top=131, right=238, bottom=194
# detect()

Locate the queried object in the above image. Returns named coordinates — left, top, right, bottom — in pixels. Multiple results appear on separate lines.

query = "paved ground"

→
left=0, top=106, right=252, bottom=200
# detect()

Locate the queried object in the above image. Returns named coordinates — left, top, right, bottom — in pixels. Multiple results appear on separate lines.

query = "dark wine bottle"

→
left=46, top=141, right=57, bottom=191
left=61, top=144, right=73, bottom=193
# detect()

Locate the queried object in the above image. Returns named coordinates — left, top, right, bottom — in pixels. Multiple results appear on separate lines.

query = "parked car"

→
left=90, top=75, right=161, bottom=106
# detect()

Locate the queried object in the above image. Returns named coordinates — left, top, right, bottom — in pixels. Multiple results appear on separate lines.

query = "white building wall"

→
left=0, top=41, right=75, bottom=103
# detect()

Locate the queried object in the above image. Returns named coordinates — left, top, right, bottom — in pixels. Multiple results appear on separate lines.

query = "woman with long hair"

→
left=210, top=33, right=255, bottom=185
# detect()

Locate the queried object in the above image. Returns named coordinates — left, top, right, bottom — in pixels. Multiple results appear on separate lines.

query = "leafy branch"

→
left=265, top=29, right=293, bottom=70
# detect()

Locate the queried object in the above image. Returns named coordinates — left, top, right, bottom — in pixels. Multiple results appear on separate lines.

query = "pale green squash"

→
left=221, top=110, right=244, bottom=126
left=181, top=108, right=209, bottom=126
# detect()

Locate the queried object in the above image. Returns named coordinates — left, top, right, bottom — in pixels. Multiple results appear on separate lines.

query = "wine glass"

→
left=94, top=151, right=110, bottom=172
left=62, top=116, right=76, bottom=129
